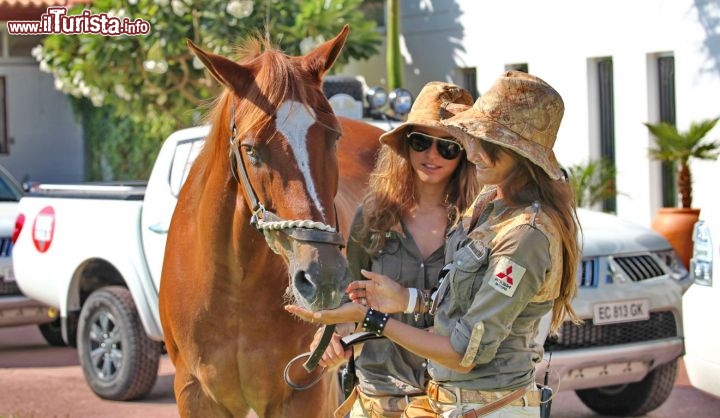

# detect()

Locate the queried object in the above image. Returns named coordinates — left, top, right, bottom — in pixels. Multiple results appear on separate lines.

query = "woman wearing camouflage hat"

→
left=309, top=81, right=479, bottom=418
left=288, top=71, right=581, bottom=417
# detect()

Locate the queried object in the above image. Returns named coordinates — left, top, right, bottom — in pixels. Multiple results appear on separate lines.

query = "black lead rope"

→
left=283, top=330, right=384, bottom=390
left=302, top=324, right=336, bottom=372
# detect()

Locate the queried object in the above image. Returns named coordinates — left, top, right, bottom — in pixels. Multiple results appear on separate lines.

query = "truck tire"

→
left=38, top=318, right=66, bottom=347
left=77, top=286, right=161, bottom=401
left=323, top=76, right=364, bottom=102
left=575, top=359, right=678, bottom=416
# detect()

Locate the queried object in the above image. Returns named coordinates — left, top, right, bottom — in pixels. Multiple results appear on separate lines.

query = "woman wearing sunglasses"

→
left=288, top=72, right=581, bottom=418
left=307, top=82, right=479, bottom=418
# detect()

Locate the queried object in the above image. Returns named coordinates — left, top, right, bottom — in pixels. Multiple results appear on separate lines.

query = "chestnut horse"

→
left=159, top=26, right=382, bottom=417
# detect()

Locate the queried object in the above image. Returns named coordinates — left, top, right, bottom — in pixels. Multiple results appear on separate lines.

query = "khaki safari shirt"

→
left=428, top=187, right=563, bottom=391
left=346, top=206, right=443, bottom=397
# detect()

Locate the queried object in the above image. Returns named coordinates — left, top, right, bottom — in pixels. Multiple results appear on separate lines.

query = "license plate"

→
left=592, top=299, right=650, bottom=325
left=567, top=361, right=649, bottom=381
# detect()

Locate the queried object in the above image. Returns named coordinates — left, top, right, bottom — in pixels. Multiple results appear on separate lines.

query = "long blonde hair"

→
left=357, top=140, right=479, bottom=254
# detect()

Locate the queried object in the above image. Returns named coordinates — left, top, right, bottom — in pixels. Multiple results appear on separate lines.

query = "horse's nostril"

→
left=293, top=270, right=317, bottom=300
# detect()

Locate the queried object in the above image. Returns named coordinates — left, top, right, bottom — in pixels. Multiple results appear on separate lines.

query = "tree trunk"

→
left=678, top=163, right=692, bottom=208
left=386, top=0, right=402, bottom=89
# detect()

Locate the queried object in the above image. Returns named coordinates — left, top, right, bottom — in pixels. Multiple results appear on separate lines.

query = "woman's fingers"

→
left=319, top=332, right=348, bottom=369
left=284, top=302, right=365, bottom=325
left=348, top=270, right=406, bottom=313
left=284, top=305, right=319, bottom=323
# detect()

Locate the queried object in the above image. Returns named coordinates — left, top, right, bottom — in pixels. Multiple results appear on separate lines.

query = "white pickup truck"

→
left=683, top=156, right=720, bottom=399
left=12, top=123, right=693, bottom=415
left=0, top=162, right=61, bottom=346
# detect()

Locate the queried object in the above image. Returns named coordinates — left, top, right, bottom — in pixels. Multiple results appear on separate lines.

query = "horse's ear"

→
left=302, top=24, right=350, bottom=81
left=187, top=39, right=253, bottom=94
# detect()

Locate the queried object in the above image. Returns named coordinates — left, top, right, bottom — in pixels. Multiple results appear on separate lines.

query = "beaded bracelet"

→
left=362, top=308, right=389, bottom=337
left=414, top=290, right=432, bottom=321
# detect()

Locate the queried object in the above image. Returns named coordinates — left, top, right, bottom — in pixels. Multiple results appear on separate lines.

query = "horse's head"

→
left=188, top=26, right=352, bottom=311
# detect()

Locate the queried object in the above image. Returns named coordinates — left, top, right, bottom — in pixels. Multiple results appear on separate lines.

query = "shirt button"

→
left=420, top=263, right=424, bottom=268
left=422, top=361, right=427, bottom=367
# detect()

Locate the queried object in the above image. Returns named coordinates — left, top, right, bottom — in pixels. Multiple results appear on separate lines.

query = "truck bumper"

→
left=535, top=338, right=684, bottom=391
left=0, top=295, right=58, bottom=327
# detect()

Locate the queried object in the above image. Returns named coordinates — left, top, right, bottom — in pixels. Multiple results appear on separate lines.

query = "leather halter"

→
left=227, top=103, right=346, bottom=248
left=227, top=102, right=342, bottom=373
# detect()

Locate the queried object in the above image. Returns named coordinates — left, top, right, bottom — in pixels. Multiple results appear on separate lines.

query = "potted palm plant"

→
left=644, top=116, right=720, bottom=267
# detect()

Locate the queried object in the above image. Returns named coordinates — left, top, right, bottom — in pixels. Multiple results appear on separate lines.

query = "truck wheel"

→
left=38, top=318, right=66, bottom=347
left=323, top=76, right=364, bottom=102
left=77, top=286, right=162, bottom=401
left=575, top=359, right=678, bottom=416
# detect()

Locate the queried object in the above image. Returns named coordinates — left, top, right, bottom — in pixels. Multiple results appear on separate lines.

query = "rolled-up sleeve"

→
left=449, top=224, right=551, bottom=365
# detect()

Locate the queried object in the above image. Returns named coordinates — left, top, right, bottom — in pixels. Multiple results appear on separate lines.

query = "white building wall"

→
left=341, top=0, right=720, bottom=227
left=0, top=61, right=84, bottom=183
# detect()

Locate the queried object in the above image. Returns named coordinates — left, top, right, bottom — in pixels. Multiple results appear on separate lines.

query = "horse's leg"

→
left=174, top=362, right=246, bottom=418
left=257, top=377, right=339, bottom=418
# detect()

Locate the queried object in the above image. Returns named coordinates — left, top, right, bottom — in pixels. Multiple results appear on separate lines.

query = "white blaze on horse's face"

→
left=276, top=100, right=326, bottom=221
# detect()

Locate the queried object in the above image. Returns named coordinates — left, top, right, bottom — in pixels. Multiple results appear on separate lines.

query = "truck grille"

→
left=613, top=255, right=665, bottom=281
left=0, top=237, right=12, bottom=257
left=577, top=254, right=666, bottom=288
left=578, top=258, right=598, bottom=288
left=545, top=311, right=678, bottom=351
left=0, top=281, right=21, bottom=296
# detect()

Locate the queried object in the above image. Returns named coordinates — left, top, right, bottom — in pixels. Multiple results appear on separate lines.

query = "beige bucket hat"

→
left=442, top=71, right=565, bottom=180
left=379, top=81, right=474, bottom=154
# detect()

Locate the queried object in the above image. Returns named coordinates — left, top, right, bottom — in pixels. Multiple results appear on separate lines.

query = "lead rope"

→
left=302, top=324, right=336, bottom=372
left=284, top=330, right=383, bottom=391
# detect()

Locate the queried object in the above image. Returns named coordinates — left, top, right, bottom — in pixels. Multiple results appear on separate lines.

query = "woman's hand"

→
left=346, top=269, right=408, bottom=313
left=284, top=301, right=366, bottom=326
left=310, top=326, right=352, bottom=369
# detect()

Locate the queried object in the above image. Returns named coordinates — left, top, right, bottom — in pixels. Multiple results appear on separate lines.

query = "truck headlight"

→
left=365, top=86, right=387, bottom=112
left=655, top=249, right=689, bottom=281
left=388, top=88, right=413, bottom=116
left=690, top=220, right=713, bottom=286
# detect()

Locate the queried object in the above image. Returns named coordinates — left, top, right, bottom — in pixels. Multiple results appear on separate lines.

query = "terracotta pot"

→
left=651, top=207, right=701, bottom=269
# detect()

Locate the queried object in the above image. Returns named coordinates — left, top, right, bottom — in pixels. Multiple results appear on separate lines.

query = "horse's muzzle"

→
left=290, top=242, right=349, bottom=311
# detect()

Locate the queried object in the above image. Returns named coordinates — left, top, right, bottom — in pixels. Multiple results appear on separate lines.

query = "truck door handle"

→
left=148, top=222, right=169, bottom=234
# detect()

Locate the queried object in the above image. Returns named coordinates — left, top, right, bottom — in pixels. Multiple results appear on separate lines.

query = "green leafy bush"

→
left=566, top=158, right=619, bottom=209
left=34, top=0, right=381, bottom=179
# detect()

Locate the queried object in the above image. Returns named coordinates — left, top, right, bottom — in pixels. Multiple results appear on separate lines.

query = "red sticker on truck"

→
left=32, top=206, right=55, bottom=253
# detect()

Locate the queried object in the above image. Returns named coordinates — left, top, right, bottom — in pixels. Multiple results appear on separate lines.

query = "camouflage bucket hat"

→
left=443, top=71, right=565, bottom=180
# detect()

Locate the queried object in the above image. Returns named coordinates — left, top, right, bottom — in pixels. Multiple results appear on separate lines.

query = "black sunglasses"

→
left=407, top=132, right=463, bottom=160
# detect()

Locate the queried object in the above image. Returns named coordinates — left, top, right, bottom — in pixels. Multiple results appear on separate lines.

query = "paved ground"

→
left=1, top=324, right=719, bottom=418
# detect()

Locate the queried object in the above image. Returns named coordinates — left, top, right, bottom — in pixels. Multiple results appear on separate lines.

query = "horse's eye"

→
left=330, top=132, right=341, bottom=148
left=242, top=144, right=261, bottom=166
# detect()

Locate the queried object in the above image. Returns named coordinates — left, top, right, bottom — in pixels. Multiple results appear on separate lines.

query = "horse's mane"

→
left=192, top=35, right=315, bottom=179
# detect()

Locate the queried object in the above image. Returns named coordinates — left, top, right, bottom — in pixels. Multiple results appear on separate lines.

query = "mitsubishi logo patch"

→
left=489, top=256, right=526, bottom=297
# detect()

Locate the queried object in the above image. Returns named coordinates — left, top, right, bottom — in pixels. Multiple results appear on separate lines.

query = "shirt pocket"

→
left=448, top=241, right=488, bottom=312
left=376, top=238, right=402, bottom=280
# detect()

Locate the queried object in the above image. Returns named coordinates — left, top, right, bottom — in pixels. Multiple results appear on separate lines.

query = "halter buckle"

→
left=250, top=204, right=266, bottom=226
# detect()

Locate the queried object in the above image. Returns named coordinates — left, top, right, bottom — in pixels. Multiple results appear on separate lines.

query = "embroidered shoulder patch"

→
left=489, top=256, right=526, bottom=297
